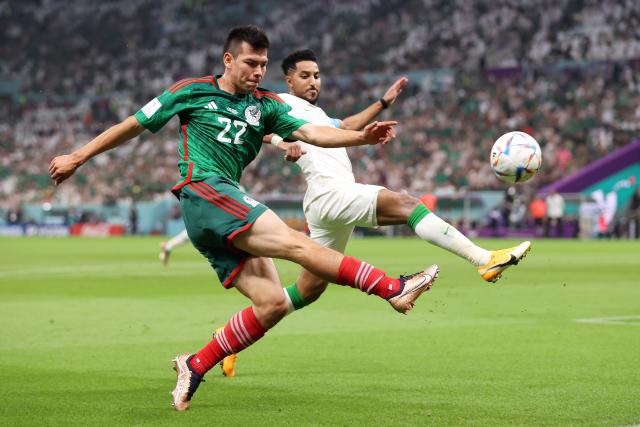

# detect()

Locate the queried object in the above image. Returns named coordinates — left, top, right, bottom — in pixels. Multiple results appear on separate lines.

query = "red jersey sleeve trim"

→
left=167, top=76, right=213, bottom=93
left=253, top=89, right=285, bottom=104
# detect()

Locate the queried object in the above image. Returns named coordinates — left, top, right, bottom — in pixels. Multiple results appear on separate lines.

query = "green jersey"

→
left=134, top=75, right=307, bottom=192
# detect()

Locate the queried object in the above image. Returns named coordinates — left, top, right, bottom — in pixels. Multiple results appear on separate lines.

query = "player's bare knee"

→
left=264, top=293, right=290, bottom=319
left=251, top=289, right=289, bottom=327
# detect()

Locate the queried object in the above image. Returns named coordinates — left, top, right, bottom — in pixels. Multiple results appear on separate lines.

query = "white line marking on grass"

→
left=0, top=262, right=208, bottom=279
left=574, top=315, right=640, bottom=326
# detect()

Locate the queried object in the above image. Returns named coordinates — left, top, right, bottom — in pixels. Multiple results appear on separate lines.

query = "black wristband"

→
left=379, top=98, right=389, bottom=109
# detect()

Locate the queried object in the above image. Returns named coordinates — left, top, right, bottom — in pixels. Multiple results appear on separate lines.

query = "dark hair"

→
left=281, top=49, right=317, bottom=75
left=223, top=25, right=269, bottom=56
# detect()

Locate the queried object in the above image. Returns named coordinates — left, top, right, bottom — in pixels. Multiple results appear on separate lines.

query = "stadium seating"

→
left=2, top=0, right=639, bottom=211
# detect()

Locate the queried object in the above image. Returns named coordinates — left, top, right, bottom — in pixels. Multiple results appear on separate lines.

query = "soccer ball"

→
left=490, top=131, right=542, bottom=184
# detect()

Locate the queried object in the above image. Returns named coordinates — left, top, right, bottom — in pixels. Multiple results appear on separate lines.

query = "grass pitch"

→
left=0, top=237, right=639, bottom=426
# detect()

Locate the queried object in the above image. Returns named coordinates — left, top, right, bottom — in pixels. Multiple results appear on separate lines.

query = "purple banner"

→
left=484, top=66, right=523, bottom=80
left=539, top=140, right=640, bottom=194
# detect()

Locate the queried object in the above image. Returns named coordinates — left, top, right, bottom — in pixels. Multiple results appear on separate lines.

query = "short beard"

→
left=304, top=94, right=319, bottom=105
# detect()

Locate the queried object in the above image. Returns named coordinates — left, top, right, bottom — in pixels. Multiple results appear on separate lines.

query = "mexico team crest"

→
left=244, top=105, right=261, bottom=126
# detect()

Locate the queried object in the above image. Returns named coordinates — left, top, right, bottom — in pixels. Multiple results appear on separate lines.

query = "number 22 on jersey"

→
left=217, top=117, right=247, bottom=145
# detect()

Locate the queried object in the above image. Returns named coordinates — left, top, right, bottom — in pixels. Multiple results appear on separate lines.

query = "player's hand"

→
left=362, top=121, right=398, bottom=145
left=49, top=153, right=82, bottom=185
left=282, top=142, right=307, bottom=162
left=382, top=77, right=408, bottom=107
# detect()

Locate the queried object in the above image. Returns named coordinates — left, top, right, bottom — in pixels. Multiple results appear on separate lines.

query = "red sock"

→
left=335, top=256, right=401, bottom=300
left=189, top=306, right=266, bottom=375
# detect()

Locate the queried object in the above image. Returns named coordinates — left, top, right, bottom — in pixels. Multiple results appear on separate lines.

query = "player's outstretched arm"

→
left=49, top=115, right=146, bottom=185
left=340, top=77, right=408, bottom=131
left=263, top=134, right=307, bottom=162
left=291, top=121, right=397, bottom=148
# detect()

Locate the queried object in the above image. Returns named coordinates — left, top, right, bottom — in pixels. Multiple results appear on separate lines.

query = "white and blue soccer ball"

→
left=490, top=131, right=542, bottom=184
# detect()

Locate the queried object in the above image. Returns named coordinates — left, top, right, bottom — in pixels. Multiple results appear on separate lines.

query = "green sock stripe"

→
left=285, top=284, right=309, bottom=310
left=407, top=204, right=431, bottom=230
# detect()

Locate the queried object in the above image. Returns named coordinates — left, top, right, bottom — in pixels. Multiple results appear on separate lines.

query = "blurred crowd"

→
left=1, top=0, right=640, bottom=209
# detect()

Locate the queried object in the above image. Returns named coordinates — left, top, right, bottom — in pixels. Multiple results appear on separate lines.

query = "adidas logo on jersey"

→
left=204, top=101, right=218, bottom=110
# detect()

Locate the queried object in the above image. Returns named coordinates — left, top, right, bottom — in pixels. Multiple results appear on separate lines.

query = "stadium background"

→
left=2, top=2, right=640, bottom=426
left=2, top=0, right=640, bottom=238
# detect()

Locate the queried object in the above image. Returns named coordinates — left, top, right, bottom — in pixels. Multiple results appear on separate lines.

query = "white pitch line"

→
left=574, top=315, right=640, bottom=326
left=0, top=262, right=207, bottom=279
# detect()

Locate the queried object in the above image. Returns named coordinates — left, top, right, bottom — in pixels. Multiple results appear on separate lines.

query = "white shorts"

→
left=304, top=183, right=385, bottom=253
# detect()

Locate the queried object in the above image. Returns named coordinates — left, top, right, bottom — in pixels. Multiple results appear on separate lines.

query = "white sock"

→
left=414, top=213, right=491, bottom=266
left=282, top=288, right=295, bottom=315
left=165, top=229, right=190, bottom=251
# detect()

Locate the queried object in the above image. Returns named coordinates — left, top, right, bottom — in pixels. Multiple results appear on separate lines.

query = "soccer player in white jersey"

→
left=159, top=229, right=190, bottom=266
left=217, top=49, right=531, bottom=376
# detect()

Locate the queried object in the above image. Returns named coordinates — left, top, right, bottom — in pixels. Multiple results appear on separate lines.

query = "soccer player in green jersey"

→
left=49, top=26, right=439, bottom=411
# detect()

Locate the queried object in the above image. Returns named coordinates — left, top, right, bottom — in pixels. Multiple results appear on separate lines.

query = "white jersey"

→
left=278, top=93, right=355, bottom=187
left=279, top=93, right=384, bottom=252
left=277, top=93, right=385, bottom=251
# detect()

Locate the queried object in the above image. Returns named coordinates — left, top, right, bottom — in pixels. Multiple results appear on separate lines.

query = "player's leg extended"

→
left=160, top=229, right=190, bottom=266
left=216, top=209, right=436, bottom=385
left=375, top=189, right=530, bottom=282
left=172, top=256, right=286, bottom=410
left=232, top=210, right=438, bottom=314
left=284, top=225, right=353, bottom=314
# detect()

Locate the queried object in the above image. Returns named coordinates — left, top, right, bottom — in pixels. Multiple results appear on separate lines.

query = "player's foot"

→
left=171, top=353, right=204, bottom=411
left=214, top=327, right=238, bottom=377
left=221, top=354, right=237, bottom=377
left=159, top=242, right=171, bottom=267
left=477, top=241, right=531, bottom=283
left=388, top=264, right=439, bottom=314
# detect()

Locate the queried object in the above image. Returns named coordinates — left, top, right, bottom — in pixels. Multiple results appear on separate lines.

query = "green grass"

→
left=1, top=237, right=639, bottom=426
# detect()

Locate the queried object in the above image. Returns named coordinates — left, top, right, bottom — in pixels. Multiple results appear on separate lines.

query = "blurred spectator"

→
left=129, top=204, right=138, bottom=235
left=5, top=205, right=23, bottom=224
left=529, top=196, right=547, bottom=234
left=545, top=191, right=565, bottom=237
left=591, top=189, right=617, bottom=238
left=502, top=187, right=516, bottom=228
left=487, top=207, right=502, bottom=236
left=509, top=198, right=527, bottom=230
